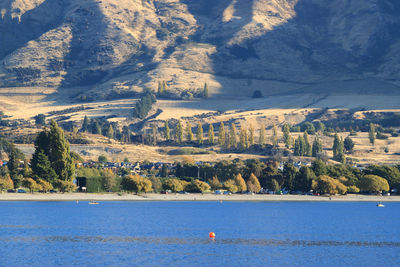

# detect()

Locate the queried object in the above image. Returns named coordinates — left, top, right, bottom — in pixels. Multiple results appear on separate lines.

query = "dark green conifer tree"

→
left=203, top=82, right=208, bottom=99
left=48, top=120, right=75, bottom=181
left=312, top=136, right=323, bottom=157
left=81, top=115, right=89, bottom=132
left=369, top=123, right=375, bottom=145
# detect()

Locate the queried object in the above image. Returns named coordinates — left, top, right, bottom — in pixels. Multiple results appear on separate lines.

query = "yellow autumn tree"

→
left=234, top=173, right=247, bottom=192
left=246, top=173, right=261, bottom=193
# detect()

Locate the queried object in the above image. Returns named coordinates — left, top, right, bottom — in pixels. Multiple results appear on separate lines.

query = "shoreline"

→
left=0, top=193, right=399, bottom=202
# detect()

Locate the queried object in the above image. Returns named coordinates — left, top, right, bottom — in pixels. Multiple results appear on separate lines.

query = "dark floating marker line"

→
left=0, top=236, right=399, bottom=248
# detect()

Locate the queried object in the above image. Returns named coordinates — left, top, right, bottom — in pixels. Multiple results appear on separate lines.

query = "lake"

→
left=0, top=201, right=399, bottom=266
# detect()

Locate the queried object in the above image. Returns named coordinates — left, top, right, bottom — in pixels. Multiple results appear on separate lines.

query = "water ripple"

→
left=0, top=236, right=399, bottom=247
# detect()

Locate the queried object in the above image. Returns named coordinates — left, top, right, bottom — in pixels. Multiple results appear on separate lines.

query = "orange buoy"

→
left=209, top=232, right=215, bottom=238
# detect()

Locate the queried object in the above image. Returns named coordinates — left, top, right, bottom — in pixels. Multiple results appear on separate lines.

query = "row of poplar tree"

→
left=149, top=120, right=271, bottom=150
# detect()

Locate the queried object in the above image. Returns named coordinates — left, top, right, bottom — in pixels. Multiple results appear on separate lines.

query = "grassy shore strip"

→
left=0, top=193, right=399, bottom=202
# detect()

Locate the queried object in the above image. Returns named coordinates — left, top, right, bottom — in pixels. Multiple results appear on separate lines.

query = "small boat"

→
left=377, top=202, right=384, bottom=207
left=88, top=201, right=99, bottom=205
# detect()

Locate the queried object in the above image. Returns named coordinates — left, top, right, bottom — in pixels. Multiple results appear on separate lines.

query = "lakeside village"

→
left=0, top=120, right=399, bottom=196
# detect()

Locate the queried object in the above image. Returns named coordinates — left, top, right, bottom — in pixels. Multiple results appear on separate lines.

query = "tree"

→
left=149, top=176, right=162, bottom=192
left=301, top=122, right=316, bottom=134
left=186, top=122, right=194, bottom=142
left=160, top=164, right=168, bottom=177
left=294, top=167, right=316, bottom=192
left=316, top=121, right=325, bottom=133
left=175, top=120, right=183, bottom=144
left=344, top=136, right=354, bottom=152
left=164, top=120, right=170, bottom=141
left=55, top=179, right=76, bottom=192
left=246, top=173, right=261, bottom=193
left=35, top=114, right=46, bottom=126
left=364, top=165, right=400, bottom=191
left=358, top=175, right=389, bottom=193
left=229, top=123, right=237, bottom=148
left=282, top=163, right=298, bottom=191
left=332, top=134, right=345, bottom=163
left=122, top=174, right=152, bottom=193
left=239, top=128, right=247, bottom=151
left=252, top=90, right=263, bottom=98
left=203, top=82, right=209, bottom=98
left=208, top=124, right=215, bottom=145
left=157, top=81, right=163, bottom=94
left=122, top=126, right=131, bottom=143
left=294, top=135, right=305, bottom=156
left=152, top=124, right=158, bottom=145
left=271, top=122, right=278, bottom=147
left=312, top=136, right=323, bottom=157
left=81, top=115, right=89, bottom=133
left=31, top=149, right=57, bottom=183
left=0, top=175, right=13, bottom=191
left=8, top=147, right=20, bottom=182
left=106, top=124, right=114, bottom=139
left=98, top=155, right=108, bottom=164
left=102, top=169, right=116, bottom=191
left=186, top=179, right=210, bottom=193
left=36, top=178, right=53, bottom=192
left=163, top=178, right=184, bottom=192
left=224, top=129, right=230, bottom=149
left=248, top=124, right=255, bottom=146
left=48, top=120, right=75, bottom=181
left=134, top=89, right=156, bottom=119
left=259, top=124, right=265, bottom=146
left=208, top=176, right=221, bottom=190
left=347, top=185, right=360, bottom=193
left=234, top=173, right=247, bottom=192
left=303, top=131, right=312, bottom=156
left=223, top=179, right=238, bottom=193
left=196, top=122, right=203, bottom=145
left=218, top=123, right=225, bottom=146
left=312, top=159, right=327, bottom=177
left=313, top=175, right=347, bottom=195
left=270, top=179, right=280, bottom=191
left=22, top=178, right=39, bottom=193
left=92, top=120, right=102, bottom=134
left=369, top=123, right=376, bottom=145
left=283, top=124, right=291, bottom=148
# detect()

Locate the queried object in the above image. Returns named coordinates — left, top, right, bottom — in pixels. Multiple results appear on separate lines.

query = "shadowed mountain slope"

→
left=1, top=0, right=400, bottom=99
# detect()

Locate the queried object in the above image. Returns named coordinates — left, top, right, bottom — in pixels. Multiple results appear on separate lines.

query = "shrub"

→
left=376, top=132, right=389, bottom=140
left=347, top=185, right=360, bottom=193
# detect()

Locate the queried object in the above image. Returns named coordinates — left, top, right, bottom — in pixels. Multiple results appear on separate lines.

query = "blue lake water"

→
left=0, top=201, right=399, bottom=266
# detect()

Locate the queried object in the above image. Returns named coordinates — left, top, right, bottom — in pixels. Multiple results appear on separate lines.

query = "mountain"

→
left=1, top=0, right=400, bottom=99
